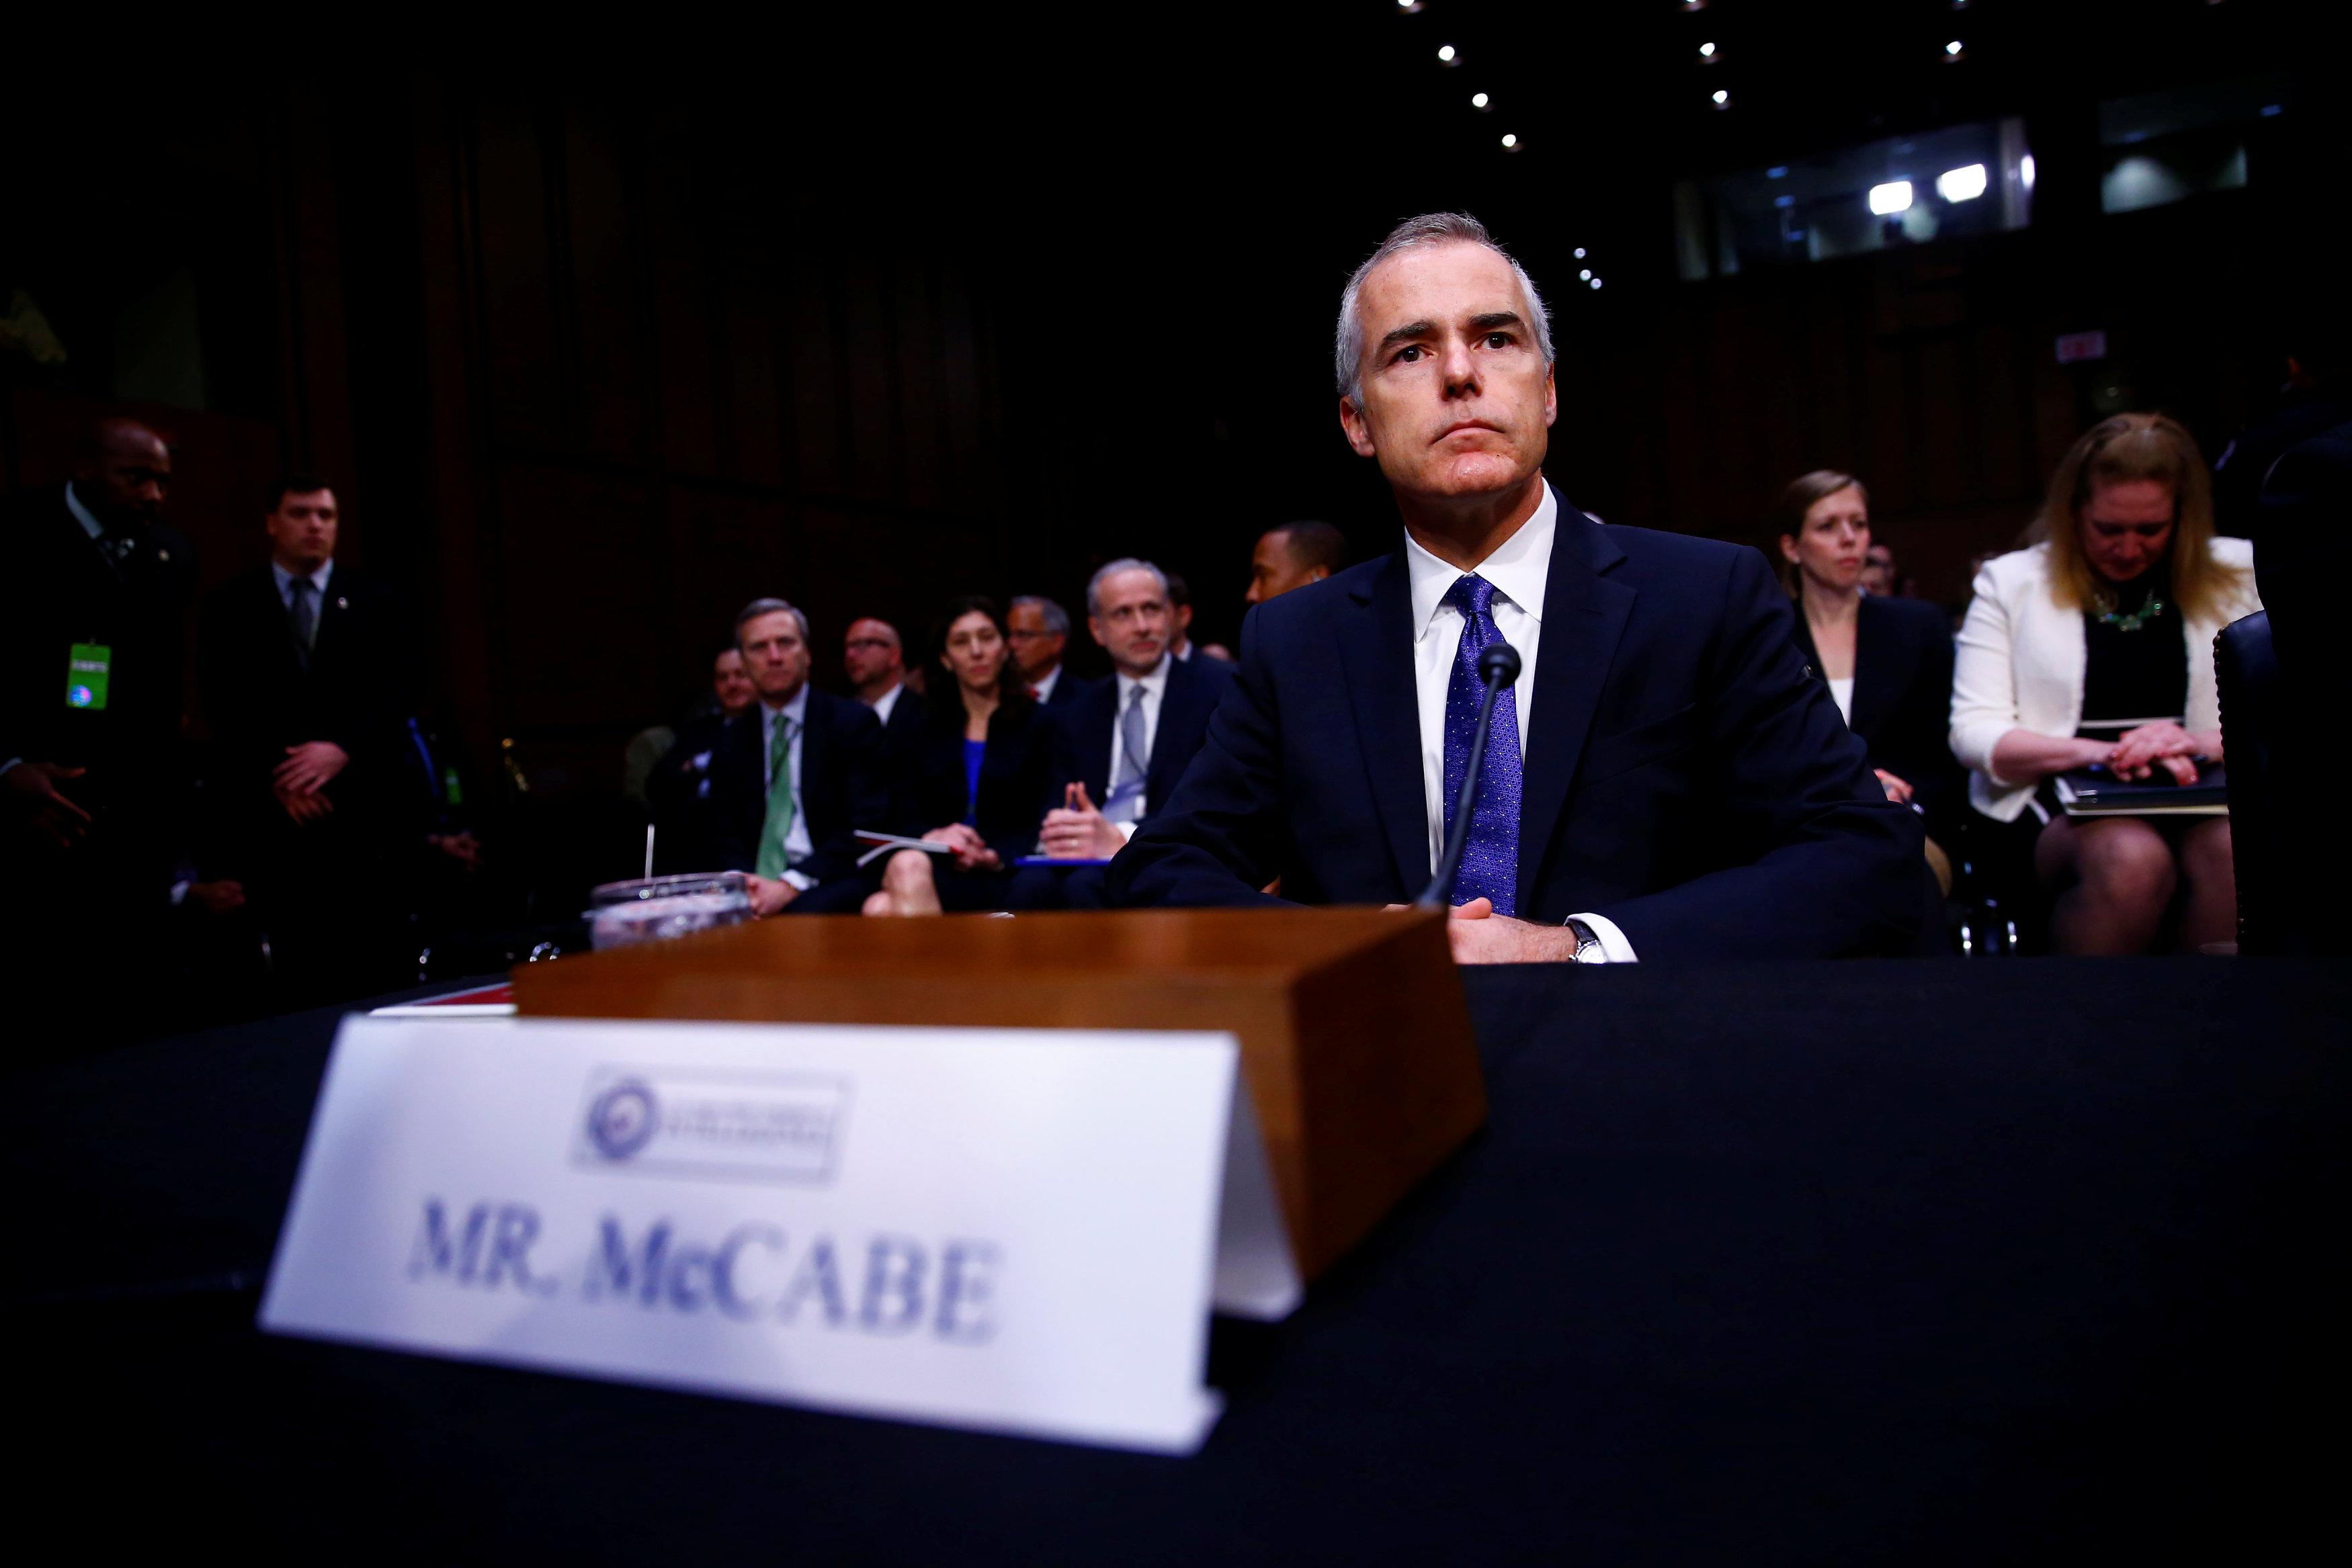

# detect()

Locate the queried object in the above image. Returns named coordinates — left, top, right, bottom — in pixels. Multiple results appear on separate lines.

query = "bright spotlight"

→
left=1500, top=132, right=1519, bottom=150
left=2020, top=153, right=2037, bottom=189
left=1471, top=92, right=1490, bottom=109
left=1589, top=278, right=1603, bottom=290
left=1699, top=41, right=1716, bottom=57
left=1437, top=44, right=1456, bottom=62
left=1936, top=163, right=1988, bottom=202
left=1711, top=89, right=1729, bottom=107
left=1868, top=180, right=1914, bottom=215
left=1573, top=247, right=1586, bottom=259
left=1945, top=39, right=1964, bottom=54
left=1579, top=269, right=1591, bottom=280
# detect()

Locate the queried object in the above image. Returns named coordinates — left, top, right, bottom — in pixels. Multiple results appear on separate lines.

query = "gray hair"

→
left=1334, top=212, right=1554, bottom=411
left=1009, top=595, right=1070, bottom=637
left=734, top=597, right=810, bottom=646
left=1085, top=558, right=1168, bottom=619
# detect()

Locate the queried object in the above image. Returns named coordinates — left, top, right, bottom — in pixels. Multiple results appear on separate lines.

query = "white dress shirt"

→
left=1104, top=654, right=1171, bottom=837
left=1030, top=664, right=1064, bottom=704
left=1402, top=482, right=1635, bottom=961
left=759, top=687, right=817, bottom=887
left=869, top=682, right=904, bottom=726
left=63, top=482, right=107, bottom=543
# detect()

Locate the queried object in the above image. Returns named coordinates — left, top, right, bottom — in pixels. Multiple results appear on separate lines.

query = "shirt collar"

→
left=1116, top=653, right=1173, bottom=701
left=1404, top=479, right=1557, bottom=642
left=271, top=558, right=335, bottom=598
left=764, top=685, right=810, bottom=731
left=63, top=482, right=107, bottom=542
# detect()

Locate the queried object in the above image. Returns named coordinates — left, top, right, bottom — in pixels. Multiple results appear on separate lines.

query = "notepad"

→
left=2054, top=764, right=2228, bottom=816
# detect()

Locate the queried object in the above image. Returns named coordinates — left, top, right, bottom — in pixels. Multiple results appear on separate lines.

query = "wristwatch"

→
left=1565, top=918, right=1609, bottom=964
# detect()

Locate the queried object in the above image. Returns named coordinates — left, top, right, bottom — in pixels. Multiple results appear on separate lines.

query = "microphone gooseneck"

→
left=1416, top=642, right=1523, bottom=910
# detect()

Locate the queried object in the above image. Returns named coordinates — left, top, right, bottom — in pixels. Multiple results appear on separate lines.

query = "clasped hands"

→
left=274, top=740, right=350, bottom=825
left=2098, top=721, right=2212, bottom=784
left=1038, top=782, right=1128, bottom=861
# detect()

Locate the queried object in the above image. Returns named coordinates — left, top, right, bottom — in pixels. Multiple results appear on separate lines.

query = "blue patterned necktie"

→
left=1441, top=574, right=1522, bottom=916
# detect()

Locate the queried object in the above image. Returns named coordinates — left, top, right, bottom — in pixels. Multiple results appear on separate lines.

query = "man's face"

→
left=266, top=488, right=339, bottom=571
left=712, top=649, right=756, bottom=716
left=1005, top=602, right=1066, bottom=680
left=739, top=610, right=812, bottom=703
left=1338, top=242, right=1555, bottom=503
left=1088, top=568, right=1171, bottom=677
left=2078, top=479, right=2176, bottom=584
left=1246, top=529, right=1324, bottom=605
left=1858, top=543, right=1896, bottom=597
left=843, top=618, right=902, bottom=688
left=75, top=425, right=171, bottom=527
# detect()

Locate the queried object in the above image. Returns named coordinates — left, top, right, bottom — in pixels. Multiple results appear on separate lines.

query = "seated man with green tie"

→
left=712, top=598, right=894, bottom=916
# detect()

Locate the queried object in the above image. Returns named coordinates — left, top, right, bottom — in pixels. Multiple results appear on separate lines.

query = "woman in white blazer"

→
left=1951, top=413, right=2261, bottom=954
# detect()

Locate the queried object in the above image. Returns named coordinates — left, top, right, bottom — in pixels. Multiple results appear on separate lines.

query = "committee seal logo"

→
left=585, top=1078, right=660, bottom=1161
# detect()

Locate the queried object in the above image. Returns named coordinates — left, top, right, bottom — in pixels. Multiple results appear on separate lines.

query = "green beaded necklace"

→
left=2095, top=586, right=2168, bottom=632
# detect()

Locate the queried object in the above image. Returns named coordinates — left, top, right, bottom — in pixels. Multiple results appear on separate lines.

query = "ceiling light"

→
left=1944, top=40, right=1964, bottom=58
left=1589, top=278, right=1603, bottom=289
left=1868, top=180, right=1914, bottom=216
left=1437, top=44, right=1457, bottom=62
left=1573, top=247, right=1586, bottom=259
left=2020, top=153, right=2036, bottom=189
left=1711, top=89, right=1730, bottom=107
left=1699, top=42, right=1716, bottom=58
left=1500, top=132, right=1519, bottom=150
left=1472, top=91, right=1490, bottom=109
left=1935, top=163, right=1988, bottom=202
left=1579, top=269, right=1591, bottom=280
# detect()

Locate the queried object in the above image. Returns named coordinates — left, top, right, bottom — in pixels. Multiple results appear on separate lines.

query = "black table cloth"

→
left=11, top=958, right=2347, bottom=1563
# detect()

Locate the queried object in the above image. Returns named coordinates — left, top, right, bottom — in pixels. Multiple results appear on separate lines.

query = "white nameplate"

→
left=260, top=1016, right=1299, bottom=1454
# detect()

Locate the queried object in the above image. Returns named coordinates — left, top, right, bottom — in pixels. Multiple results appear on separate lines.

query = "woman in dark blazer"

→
left=1771, top=471, right=1962, bottom=890
left=869, top=595, right=1054, bottom=914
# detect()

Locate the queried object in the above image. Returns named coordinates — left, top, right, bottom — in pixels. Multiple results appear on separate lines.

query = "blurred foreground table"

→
left=10, top=957, right=2347, bottom=1563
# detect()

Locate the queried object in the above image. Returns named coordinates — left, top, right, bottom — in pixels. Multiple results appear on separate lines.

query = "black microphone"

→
left=1416, top=641, right=1523, bottom=910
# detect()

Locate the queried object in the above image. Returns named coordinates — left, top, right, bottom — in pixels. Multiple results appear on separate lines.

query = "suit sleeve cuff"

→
left=781, top=869, right=816, bottom=891
left=1568, top=912, right=1638, bottom=963
left=1114, top=821, right=1138, bottom=843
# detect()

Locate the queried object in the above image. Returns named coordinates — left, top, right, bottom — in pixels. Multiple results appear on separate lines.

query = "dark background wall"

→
left=3, top=2, right=2324, bottom=799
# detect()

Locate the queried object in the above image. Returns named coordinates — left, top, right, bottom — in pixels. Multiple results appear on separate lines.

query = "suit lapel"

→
left=1340, top=552, right=1432, bottom=894
left=1517, top=509, right=1636, bottom=908
left=1143, top=663, right=1201, bottom=810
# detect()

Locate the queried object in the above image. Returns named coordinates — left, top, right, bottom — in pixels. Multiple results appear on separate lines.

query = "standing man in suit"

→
left=1, top=417, right=198, bottom=1038
left=713, top=598, right=892, bottom=916
left=1111, top=212, right=1922, bottom=959
left=1007, top=595, right=1085, bottom=706
left=1016, top=559, right=1233, bottom=908
left=200, top=474, right=420, bottom=1001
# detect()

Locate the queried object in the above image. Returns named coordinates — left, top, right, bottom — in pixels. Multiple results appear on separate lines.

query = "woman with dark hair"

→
left=1951, top=413, right=2262, bottom=953
left=866, top=595, right=1055, bottom=915
left=1771, top=470, right=1961, bottom=891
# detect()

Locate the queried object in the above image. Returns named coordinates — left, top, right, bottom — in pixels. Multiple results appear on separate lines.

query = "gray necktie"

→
left=289, top=578, right=317, bottom=667
left=1106, top=683, right=1150, bottom=823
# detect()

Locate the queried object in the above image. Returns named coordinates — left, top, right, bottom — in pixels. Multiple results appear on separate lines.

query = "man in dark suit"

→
left=1015, top=559, right=1232, bottom=908
left=199, top=474, right=421, bottom=1000
left=714, top=598, right=892, bottom=916
left=1110, top=213, right=1921, bottom=961
left=1, top=418, right=198, bottom=1035
left=1007, top=595, right=1089, bottom=707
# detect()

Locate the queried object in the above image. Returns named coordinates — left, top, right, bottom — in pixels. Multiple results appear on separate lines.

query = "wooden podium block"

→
left=513, top=908, right=1486, bottom=1282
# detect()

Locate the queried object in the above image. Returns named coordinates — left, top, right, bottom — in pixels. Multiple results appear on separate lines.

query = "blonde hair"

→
left=2029, top=412, right=2245, bottom=622
left=1765, top=470, right=1867, bottom=595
